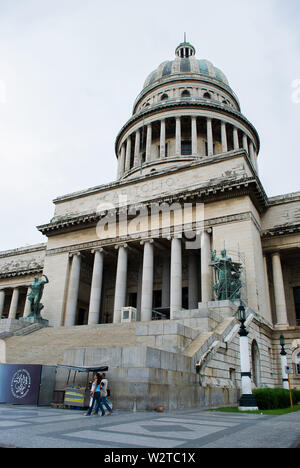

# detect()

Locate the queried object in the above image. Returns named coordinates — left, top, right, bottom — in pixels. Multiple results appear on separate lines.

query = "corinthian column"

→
left=125, top=136, right=132, bottom=172
left=243, top=134, right=249, bottom=154
left=140, top=240, right=154, bottom=322
left=207, top=118, right=213, bottom=156
left=134, top=129, right=141, bottom=167
left=271, top=252, right=288, bottom=326
left=88, top=249, right=104, bottom=325
left=160, top=119, right=166, bottom=158
left=65, top=252, right=81, bottom=327
left=0, top=290, right=5, bottom=317
left=8, top=288, right=19, bottom=319
left=23, top=288, right=31, bottom=317
left=146, top=124, right=152, bottom=162
left=233, top=127, right=239, bottom=150
left=221, top=121, right=228, bottom=153
left=170, top=236, right=182, bottom=318
left=117, top=144, right=126, bottom=179
left=175, top=117, right=181, bottom=156
left=65, top=253, right=81, bottom=326
left=113, top=244, right=128, bottom=323
left=191, top=116, right=197, bottom=156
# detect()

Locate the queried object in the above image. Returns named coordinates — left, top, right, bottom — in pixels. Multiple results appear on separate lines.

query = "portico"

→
left=59, top=229, right=212, bottom=327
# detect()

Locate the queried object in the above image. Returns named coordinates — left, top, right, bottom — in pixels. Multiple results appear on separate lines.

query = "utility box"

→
left=121, top=307, right=137, bottom=323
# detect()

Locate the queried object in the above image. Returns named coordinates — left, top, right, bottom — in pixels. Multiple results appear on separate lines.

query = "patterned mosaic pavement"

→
left=0, top=405, right=299, bottom=449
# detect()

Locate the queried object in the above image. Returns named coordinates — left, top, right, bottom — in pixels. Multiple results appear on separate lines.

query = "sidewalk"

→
left=0, top=404, right=299, bottom=449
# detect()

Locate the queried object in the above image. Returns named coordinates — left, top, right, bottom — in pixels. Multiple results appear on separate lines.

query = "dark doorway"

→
left=293, top=287, right=300, bottom=325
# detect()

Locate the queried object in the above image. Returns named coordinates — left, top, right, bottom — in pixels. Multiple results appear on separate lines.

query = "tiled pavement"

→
left=0, top=405, right=299, bottom=449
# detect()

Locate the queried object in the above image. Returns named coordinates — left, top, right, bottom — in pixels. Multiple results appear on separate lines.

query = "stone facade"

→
left=0, top=40, right=299, bottom=409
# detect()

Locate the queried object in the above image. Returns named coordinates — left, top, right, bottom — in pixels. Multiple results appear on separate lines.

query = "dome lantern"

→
left=175, top=35, right=196, bottom=58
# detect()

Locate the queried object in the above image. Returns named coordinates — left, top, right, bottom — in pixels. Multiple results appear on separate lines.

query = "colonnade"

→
left=264, top=252, right=289, bottom=327
left=0, top=250, right=290, bottom=329
left=0, top=286, right=31, bottom=319
left=65, top=231, right=213, bottom=327
left=117, top=115, right=258, bottom=178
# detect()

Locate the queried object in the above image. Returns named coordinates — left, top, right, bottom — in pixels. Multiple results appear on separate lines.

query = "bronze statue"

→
left=211, top=250, right=242, bottom=301
left=27, top=275, right=49, bottom=319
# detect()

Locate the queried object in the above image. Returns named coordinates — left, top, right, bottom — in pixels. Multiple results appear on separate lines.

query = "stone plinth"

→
left=207, top=300, right=239, bottom=318
left=0, top=318, right=30, bottom=334
left=19, top=317, right=49, bottom=327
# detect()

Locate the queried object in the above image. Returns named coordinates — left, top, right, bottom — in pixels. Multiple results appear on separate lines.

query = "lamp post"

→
left=237, top=303, right=258, bottom=411
left=280, top=334, right=289, bottom=391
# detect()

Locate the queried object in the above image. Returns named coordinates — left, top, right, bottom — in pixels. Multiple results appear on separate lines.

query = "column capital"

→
left=69, top=251, right=81, bottom=258
left=140, top=239, right=154, bottom=246
left=196, top=228, right=212, bottom=236
left=271, top=251, right=280, bottom=258
left=115, top=243, right=128, bottom=250
left=91, top=248, right=104, bottom=255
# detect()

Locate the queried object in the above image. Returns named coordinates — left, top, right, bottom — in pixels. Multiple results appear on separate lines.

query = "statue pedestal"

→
left=19, top=317, right=49, bottom=327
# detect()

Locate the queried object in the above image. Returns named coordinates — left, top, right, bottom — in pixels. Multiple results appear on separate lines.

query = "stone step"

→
left=3, top=322, right=138, bottom=366
left=14, top=323, right=44, bottom=336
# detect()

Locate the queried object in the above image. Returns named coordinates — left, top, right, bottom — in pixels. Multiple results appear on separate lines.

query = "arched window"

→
left=181, top=90, right=190, bottom=98
left=251, top=340, right=261, bottom=387
left=203, top=92, right=211, bottom=99
left=161, top=93, right=168, bottom=101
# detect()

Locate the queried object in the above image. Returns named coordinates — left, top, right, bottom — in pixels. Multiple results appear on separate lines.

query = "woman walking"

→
left=85, top=373, right=101, bottom=416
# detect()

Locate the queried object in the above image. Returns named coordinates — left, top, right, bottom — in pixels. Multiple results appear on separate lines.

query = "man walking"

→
left=99, top=373, right=113, bottom=416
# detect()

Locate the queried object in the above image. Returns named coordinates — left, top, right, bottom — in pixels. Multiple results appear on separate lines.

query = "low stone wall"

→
left=57, top=345, right=239, bottom=410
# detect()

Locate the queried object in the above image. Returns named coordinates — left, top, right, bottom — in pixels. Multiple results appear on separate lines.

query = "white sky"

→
left=0, top=0, right=299, bottom=251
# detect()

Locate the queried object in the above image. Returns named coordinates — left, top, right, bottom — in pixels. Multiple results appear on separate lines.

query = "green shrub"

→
left=253, top=388, right=298, bottom=410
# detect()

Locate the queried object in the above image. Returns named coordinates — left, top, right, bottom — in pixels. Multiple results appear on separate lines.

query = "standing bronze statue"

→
left=211, top=250, right=242, bottom=301
left=27, top=275, right=49, bottom=319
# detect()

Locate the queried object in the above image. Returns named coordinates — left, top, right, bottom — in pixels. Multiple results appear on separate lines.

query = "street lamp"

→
left=237, top=302, right=258, bottom=411
left=280, top=334, right=289, bottom=390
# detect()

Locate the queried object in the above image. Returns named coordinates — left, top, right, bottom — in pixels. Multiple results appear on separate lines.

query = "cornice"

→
left=133, top=74, right=241, bottom=112
left=262, top=223, right=300, bottom=239
left=115, top=98, right=260, bottom=155
left=45, top=211, right=256, bottom=257
left=38, top=176, right=267, bottom=237
left=0, top=266, right=43, bottom=280
left=0, top=243, right=47, bottom=259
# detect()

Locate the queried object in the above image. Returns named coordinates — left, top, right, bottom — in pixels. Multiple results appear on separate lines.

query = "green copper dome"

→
left=143, top=41, right=229, bottom=89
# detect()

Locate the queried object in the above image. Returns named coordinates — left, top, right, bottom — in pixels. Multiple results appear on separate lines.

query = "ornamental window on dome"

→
left=181, top=90, right=191, bottom=98
left=161, top=93, right=169, bottom=101
left=203, top=92, right=211, bottom=99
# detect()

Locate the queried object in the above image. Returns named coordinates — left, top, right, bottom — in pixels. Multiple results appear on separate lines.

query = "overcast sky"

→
left=0, top=0, right=299, bottom=251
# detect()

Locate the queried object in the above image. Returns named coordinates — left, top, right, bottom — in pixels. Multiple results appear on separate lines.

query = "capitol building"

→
left=0, top=40, right=299, bottom=409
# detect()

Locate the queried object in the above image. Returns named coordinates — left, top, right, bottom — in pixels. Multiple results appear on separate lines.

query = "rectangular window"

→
left=153, top=290, right=162, bottom=308
left=181, top=140, right=192, bottom=155
left=128, top=292, right=137, bottom=308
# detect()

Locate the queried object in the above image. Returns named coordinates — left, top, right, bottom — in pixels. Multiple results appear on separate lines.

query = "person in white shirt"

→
left=99, top=373, right=113, bottom=416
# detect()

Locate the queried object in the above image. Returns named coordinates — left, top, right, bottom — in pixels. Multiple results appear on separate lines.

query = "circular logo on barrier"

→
left=10, top=369, right=32, bottom=399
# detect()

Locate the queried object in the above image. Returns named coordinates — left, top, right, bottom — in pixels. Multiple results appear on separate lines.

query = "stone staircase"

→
left=2, top=322, right=138, bottom=365
left=1, top=302, right=241, bottom=375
